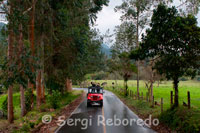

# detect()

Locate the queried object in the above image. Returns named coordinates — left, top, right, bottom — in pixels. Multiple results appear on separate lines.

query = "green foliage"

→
left=48, top=90, right=61, bottom=109
left=0, top=46, right=36, bottom=90
left=44, top=0, right=109, bottom=92
left=90, top=71, right=108, bottom=80
left=197, top=76, right=200, bottom=81
left=1, top=96, right=7, bottom=118
left=179, top=77, right=188, bottom=81
left=29, top=122, right=35, bottom=129
left=131, top=4, right=200, bottom=80
left=130, top=4, right=200, bottom=106
left=19, top=124, right=30, bottom=132
left=159, top=107, right=200, bottom=132
left=45, top=77, right=64, bottom=93
left=25, top=88, right=34, bottom=112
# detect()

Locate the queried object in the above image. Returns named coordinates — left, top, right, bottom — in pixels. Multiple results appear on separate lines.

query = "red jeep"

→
left=87, top=87, right=103, bottom=107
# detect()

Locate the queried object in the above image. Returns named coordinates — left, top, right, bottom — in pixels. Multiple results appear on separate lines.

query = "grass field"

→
left=91, top=80, right=200, bottom=111
left=0, top=90, right=82, bottom=120
left=0, top=93, right=21, bottom=119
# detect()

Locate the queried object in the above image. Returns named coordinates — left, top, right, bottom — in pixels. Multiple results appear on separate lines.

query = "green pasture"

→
left=92, top=80, right=200, bottom=111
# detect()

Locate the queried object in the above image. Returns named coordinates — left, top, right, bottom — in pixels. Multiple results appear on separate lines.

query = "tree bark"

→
left=173, top=77, right=179, bottom=107
left=36, top=70, right=42, bottom=108
left=150, top=82, right=153, bottom=102
left=20, top=85, right=26, bottom=117
left=18, top=23, right=26, bottom=117
left=29, top=0, right=36, bottom=107
left=8, top=86, right=14, bottom=123
left=65, top=78, right=72, bottom=92
left=7, top=10, right=14, bottom=122
left=41, top=70, right=45, bottom=103
left=125, top=80, right=128, bottom=96
left=136, top=7, right=140, bottom=98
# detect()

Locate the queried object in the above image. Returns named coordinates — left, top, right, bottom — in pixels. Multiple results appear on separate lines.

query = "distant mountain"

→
left=0, top=22, right=6, bottom=43
left=101, top=44, right=111, bottom=58
left=0, top=22, right=5, bottom=29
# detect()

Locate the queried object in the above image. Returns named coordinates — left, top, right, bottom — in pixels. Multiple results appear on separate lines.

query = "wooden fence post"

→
left=161, top=98, right=163, bottom=113
left=152, top=96, right=154, bottom=107
left=170, top=91, right=173, bottom=107
left=132, top=91, right=134, bottom=98
left=188, top=91, right=190, bottom=109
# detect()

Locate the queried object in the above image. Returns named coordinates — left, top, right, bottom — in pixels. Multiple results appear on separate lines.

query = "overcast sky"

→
left=94, top=0, right=200, bottom=44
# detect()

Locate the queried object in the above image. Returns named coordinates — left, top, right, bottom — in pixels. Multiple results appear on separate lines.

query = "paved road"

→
left=56, top=88, right=155, bottom=133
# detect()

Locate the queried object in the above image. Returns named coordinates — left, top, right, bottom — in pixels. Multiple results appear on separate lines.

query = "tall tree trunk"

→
left=136, top=8, right=140, bottom=98
left=124, top=78, right=128, bottom=96
left=29, top=0, right=36, bottom=108
left=7, top=27, right=14, bottom=124
left=41, top=70, right=45, bottom=103
left=8, top=86, right=14, bottom=123
left=173, top=77, right=179, bottom=107
left=157, top=81, right=160, bottom=87
left=18, top=23, right=26, bottom=117
left=20, top=85, right=26, bottom=117
left=40, top=34, right=45, bottom=103
left=65, top=78, right=72, bottom=92
left=36, top=70, right=42, bottom=108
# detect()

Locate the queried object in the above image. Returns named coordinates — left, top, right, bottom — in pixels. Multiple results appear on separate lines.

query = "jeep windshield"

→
left=88, top=88, right=103, bottom=94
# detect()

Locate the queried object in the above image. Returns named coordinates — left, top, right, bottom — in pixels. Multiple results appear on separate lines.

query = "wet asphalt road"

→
left=56, top=88, right=155, bottom=133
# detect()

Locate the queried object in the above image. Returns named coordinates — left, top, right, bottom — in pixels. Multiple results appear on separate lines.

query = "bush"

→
left=159, top=107, right=200, bottom=133
left=1, top=96, right=7, bottom=118
left=196, top=76, right=200, bottom=81
left=25, top=88, right=35, bottom=112
left=179, top=77, right=188, bottom=81
left=39, top=103, right=51, bottom=112
left=91, top=72, right=108, bottom=80
left=46, top=78, right=64, bottom=94
left=29, top=122, right=35, bottom=129
left=20, top=124, right=30, bottom=132
left=48, top=90, right=61, bottom=109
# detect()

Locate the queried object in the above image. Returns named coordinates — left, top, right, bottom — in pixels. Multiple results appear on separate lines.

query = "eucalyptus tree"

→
left=0, top=0, right=36, bottom=122
left=111, top=22, right=137, bottom=96
left=114, top=0, right=158, bottom=97
left=44, top=0, right=109, bottom=93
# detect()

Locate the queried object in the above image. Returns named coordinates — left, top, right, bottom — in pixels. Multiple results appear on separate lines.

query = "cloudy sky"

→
left=94, top=0, right=200, bottom=43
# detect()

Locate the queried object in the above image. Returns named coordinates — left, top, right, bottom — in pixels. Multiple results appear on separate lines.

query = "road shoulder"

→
left=34, top=91, right=86, bottom=133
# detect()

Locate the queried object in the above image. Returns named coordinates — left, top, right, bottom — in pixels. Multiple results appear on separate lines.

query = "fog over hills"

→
left=101, top=44, right=111, bottom=58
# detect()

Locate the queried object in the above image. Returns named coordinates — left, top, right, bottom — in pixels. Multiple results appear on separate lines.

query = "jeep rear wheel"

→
left=100, top=101, right=103, bottom=107
left=87, top=102, right=91, bottom=107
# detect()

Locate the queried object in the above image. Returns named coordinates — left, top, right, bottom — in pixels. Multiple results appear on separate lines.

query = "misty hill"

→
left=101, top=44, right=111, bottom=58
left=0, top=22, right=6, bottom=43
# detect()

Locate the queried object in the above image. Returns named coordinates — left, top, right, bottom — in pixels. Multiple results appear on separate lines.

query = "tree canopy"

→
left=130, top=4, right=200, bottom=107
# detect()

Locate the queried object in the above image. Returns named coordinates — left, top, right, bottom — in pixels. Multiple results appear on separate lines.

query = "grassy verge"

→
left=0, top=90, right=83, bottom=132
left=106, top=87, right=200, bottom=132
left=92, top=80, right=200, bottom=111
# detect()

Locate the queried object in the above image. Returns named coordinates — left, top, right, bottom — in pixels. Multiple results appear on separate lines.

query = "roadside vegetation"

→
left=0, top=90, right=82, bottom=132
left=0, top=0, right=108, bottom=132
left=0, top=0, right=200, bottom=133
left=94, top=80, right=200, bottom=110
left=97, top=80, right=200, bottom=132
left=84, top=1, right=200, bottom=132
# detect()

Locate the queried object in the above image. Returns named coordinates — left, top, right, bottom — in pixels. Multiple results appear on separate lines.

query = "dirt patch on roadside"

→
left=33, top=91, right=86, bottom=133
